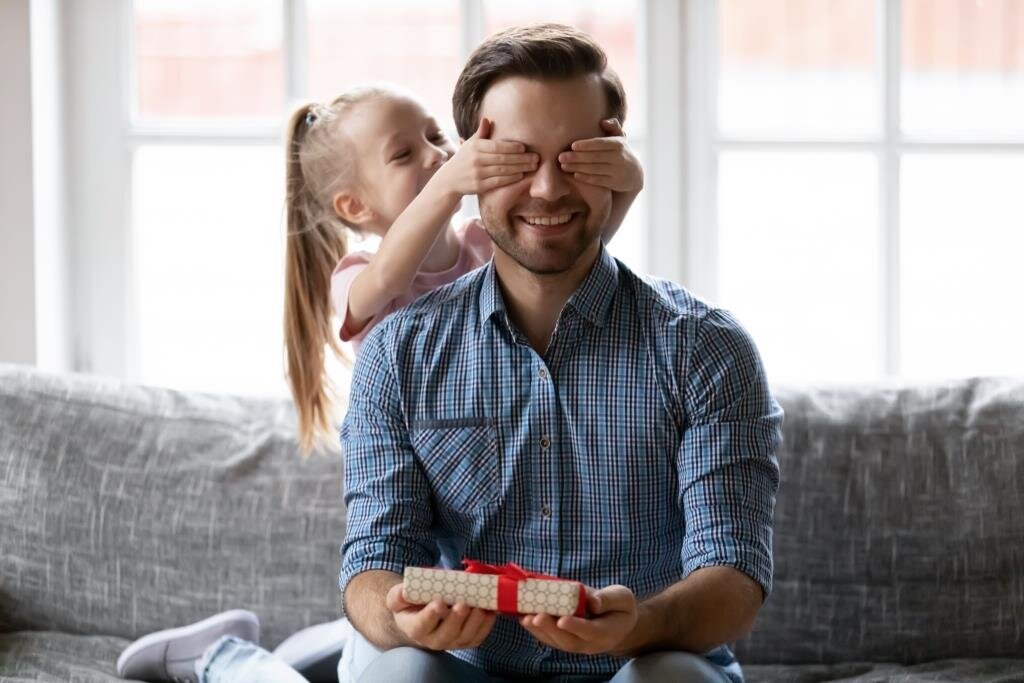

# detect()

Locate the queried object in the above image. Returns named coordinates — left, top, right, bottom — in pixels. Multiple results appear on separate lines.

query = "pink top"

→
left=330, top=218, right=493, bottom=354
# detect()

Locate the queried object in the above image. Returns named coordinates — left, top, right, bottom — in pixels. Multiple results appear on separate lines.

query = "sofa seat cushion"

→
left=0, top=365, right=346, bottom=648
left=0, top=631, right=130, bottom=682
left=2, top=631, right=1023, bottom=683
left=743, top=659, right=1024, bottom=682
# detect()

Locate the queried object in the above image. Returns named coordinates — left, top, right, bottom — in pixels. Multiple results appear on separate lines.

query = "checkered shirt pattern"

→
left=340, top=246, right=782, bottom=680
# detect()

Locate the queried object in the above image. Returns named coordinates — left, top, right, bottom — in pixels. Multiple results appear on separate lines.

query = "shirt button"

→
left=538, top=367, right=548, bottom=380
left=541, top=505, right=551, bottom=518
left=540, top=436, right=550, bottom=449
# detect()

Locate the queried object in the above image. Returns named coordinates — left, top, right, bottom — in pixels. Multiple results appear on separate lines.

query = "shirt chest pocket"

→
left=410, top=419, right=500, bottom=515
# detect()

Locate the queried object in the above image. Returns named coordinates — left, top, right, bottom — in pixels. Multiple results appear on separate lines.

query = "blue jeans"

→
left=340, top=629, right=735, bottom=683
left=199, top=631, right=736, bottom=683
left=198, top=636, right=307, bottom=683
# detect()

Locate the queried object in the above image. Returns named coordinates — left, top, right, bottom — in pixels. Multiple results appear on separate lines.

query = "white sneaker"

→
left=272, top=618, right=349, bottom=681
left=116, top=609, right=260, bottom=682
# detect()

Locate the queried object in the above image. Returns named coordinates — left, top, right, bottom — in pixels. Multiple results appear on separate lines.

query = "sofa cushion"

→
left=743, top=659, right=1024, bottom=682
left=736, top=378, right=1024, bottom=664
left=0, top=364, right=346, bottom=649
left=2, top=631, right=1023, bottom=683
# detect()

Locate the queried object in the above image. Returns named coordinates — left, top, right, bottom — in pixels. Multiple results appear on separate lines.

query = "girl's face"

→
left=339, top=94, right=456, bottom=233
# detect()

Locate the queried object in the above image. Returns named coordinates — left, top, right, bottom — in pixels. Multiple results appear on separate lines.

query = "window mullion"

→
left=679, top=0, right=718, bottom=298
left=880, top=0, right=902, bottom=376
left=461, top=0, right=484, bottom=60
left=284, top=0, right=308, bottom=102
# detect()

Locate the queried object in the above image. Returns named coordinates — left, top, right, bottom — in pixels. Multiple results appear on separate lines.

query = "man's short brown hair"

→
left=452, top=23, right=627, bottom=140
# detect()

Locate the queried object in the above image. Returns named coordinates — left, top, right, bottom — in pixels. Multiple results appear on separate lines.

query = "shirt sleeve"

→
left=677, top=307, right=783, bottom=599
left=338, top=322, right=438, bottom=604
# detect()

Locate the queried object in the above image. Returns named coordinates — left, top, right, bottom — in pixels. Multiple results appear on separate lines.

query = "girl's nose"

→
left=425, top=144, right=449, bottom=168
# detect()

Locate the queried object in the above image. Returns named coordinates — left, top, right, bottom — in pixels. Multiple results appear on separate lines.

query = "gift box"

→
left=403, top=560, right=586, bottom=617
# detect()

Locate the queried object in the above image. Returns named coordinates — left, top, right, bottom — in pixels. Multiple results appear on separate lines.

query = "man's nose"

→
left=529, top=160, right=570, bottom=202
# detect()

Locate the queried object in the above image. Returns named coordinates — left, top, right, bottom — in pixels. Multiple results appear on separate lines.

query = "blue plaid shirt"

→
left=340, top=247, right=782, bottom=680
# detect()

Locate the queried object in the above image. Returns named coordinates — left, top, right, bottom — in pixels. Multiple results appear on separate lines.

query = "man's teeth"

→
left=521, top=214, right=573, bottom=226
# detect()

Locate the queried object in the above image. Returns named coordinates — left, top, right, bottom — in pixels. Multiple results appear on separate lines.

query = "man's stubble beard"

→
left=479, top=203, right=610, bottom=276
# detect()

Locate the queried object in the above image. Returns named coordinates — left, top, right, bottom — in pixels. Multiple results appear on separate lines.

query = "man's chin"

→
left=492, top=233, right=599, bottom=276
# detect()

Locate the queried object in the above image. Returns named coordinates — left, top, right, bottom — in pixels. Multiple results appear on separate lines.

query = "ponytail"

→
left=283, top=102, right=351, bottom=457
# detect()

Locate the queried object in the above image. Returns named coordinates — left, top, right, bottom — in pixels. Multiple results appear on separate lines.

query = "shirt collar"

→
left=478, top=244, right=620, bottom=330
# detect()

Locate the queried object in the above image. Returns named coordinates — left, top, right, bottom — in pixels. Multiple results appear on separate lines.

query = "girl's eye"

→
left=391, top=150, right=411, bottom=162
left=429, top=131, right=446, bottom=142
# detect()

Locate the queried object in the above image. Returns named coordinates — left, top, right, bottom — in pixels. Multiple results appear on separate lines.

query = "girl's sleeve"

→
left=330, top=254, right=396, bottom=345
left=460, top=218, right=495, bottom=269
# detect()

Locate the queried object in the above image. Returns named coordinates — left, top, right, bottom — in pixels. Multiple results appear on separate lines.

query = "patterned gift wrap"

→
left=403, top=563, right=586, bottom=617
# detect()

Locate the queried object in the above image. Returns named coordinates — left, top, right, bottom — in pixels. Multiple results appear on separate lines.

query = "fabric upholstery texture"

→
left=0, top=364, right=346, bottom=651
left=734, top=379, right=1024, bottom=665
left=1, top=364, right=1022, bottom=681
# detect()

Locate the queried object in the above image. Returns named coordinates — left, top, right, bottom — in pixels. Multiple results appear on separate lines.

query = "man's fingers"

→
left=426, top=601, right=472, bottom=647
left=385, top=583, right=412, bottom=612
left=555, top=614, right=604, bottom=640
left=520, top=614, right=566, bottom=650
left=593, top=584, right=635, bottom=613
left=403, top=599, right=448, bottom=641
left=453, top=607, right=494, bottom=648
left=524, top=613, right=587, bottom=652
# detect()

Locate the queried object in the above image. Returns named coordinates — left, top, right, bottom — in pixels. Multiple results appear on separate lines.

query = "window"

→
left=65, top=0, right=1022, bottom=396
left=69, top=0, right=643, bottom=397
left=699, top=0, right=1024, bottom=382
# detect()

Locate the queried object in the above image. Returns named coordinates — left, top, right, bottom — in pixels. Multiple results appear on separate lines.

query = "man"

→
left=340, top=23, right=782, bottom=683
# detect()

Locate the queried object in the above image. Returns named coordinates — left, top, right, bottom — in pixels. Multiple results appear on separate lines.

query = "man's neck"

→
left=492, top=241, right=601, bottom=355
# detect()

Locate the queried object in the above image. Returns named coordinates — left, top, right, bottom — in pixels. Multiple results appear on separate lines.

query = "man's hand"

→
left=385, top=582, right=497, bottom=651
left=519, top=584, right=639, bottom=656
left=558, top=119, right=643, bottom=194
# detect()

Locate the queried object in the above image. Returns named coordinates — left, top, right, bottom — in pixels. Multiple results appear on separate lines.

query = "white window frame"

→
left=65, top=0, right=663, bottom=381
left=681, top=0, right=1024, bottom=377
left=69, top=0, right=1024, bottom=382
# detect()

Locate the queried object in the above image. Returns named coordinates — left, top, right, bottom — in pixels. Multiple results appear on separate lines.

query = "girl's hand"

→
left=558, top=119, right=644, bottom=194
left=438, top=118, right=539, bottom=196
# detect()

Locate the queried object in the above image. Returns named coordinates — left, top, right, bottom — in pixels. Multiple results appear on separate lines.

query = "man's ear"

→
left=332, top=192, right=376, bottom=227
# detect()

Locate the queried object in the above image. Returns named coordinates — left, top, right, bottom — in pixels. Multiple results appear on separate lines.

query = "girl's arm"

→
left=558, top=118, right=644, bottom=245
left=346, top=119, right=537, bottom=333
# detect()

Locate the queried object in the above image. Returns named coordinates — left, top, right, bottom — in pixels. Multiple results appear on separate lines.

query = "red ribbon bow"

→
left=462, top=559, right=586, bottom=617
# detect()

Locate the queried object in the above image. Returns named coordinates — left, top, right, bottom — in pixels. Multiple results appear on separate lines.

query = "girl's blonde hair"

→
left=283, top=86, right=389, bottom=456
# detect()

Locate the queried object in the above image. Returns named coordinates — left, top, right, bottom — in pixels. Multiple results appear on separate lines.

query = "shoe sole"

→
left=116, top=609, right=260, bottom=678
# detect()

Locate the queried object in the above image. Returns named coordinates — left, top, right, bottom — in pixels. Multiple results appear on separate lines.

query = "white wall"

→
left=0, top=0, right=72, bottom=371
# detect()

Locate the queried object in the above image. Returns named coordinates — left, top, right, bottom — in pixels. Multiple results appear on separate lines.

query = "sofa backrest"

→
left=735, top=378, right=1024, bottom=664
left=3, top=366, right=1022, bottom=661
left=0, top=364, right=345, bottom=649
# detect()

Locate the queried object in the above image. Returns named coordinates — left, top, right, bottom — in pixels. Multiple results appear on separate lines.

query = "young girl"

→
left=285, top=83, right=643, bottom=456
left=116, top=83, right=642, bottom=683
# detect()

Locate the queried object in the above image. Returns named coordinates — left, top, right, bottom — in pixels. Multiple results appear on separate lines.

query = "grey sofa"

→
left=1, top=363, right=1022, bottom=682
